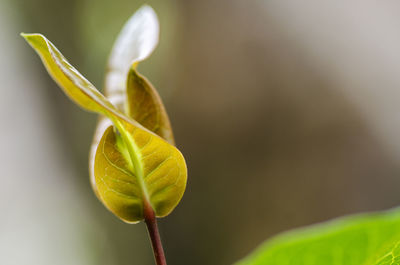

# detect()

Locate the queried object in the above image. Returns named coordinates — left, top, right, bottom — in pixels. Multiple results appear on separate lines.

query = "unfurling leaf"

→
left=21, top=33, right=119, bottom=117
left=101, top=4, right=173, bottom=143
left=89, top=5, right=175, bottom=199
left=105, top=4, right=159, bottom=99
left=126, top=67, right=174, bottom=144
left=22, top=7, right=187, bottom=223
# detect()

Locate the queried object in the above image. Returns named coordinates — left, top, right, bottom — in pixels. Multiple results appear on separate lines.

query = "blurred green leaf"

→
left=22, top=32, right=187, bottom=223
left=235, top=208, right=400, bottom=265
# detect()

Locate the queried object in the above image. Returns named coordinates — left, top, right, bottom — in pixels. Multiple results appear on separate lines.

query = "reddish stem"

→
left=144, top=201, right=167, bottom=265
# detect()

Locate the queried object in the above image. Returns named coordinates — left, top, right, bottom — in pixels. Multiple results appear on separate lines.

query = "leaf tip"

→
left=108, top=4, right=160, bottom=72
left=20, top=33, right=46, bottom=46
left=20, top=32, right=36, bottom=38
left=20, top=32, right=31, bottom=41
left=138, top=4, right=156, bottom=15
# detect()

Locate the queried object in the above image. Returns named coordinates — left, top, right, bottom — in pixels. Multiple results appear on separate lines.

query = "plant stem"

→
left=144, top=201, right=167, bottom=265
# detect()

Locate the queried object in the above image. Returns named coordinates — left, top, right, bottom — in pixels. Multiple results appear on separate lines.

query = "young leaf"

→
left=21, top=33, right=123, bottom=119
left=22, top=33, right=187, bottom=222
left=104, top=5, right=173, bottom=141
left=105, top=4, right=159, bottom=100
left=126, top=67, right=174, bottom=144
left=95, top=125, right=186, bottom=223
left=102, top=5, right=174, bottom=142
left=235, top=208, right=400, bottom=265
left=90, top=5, right=174, bottom=201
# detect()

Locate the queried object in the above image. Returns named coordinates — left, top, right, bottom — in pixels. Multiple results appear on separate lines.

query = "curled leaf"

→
left=91, top=5, right=174, bottom=197
left=126, top=67, right=174, bottom=144
left=103, top=5, right=173, bottom=142
left=21, top=33, right=123, bottom=119
left=105, top=4, right=159, bottom=99
left=22, top=32, right=187, bottom=222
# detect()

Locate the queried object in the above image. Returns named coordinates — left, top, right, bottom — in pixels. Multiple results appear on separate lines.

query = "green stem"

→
left=144, top=201, right=167, bottom=265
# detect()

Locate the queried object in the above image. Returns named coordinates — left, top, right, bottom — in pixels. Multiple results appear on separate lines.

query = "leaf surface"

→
left=102, top=5, right=173, bottom=142
left=22, top=33, right=187, bottom=222
left=90, top=6, right=174, bottom=195
left=22, top=33, right=123, bottom=119
left=126, top=67, right=174, bottom=144
left=235, top=208, right=400, bottom=265
left=95, top=126, right=185, bottom=222
left=105, top=4, right=159, bottom=100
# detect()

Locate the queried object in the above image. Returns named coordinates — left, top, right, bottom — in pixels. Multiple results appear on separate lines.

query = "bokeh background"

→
left=2, top=0, right=400, bottom=264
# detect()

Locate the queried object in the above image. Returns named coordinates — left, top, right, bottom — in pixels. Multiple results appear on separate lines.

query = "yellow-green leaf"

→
left=102, top=5, right=174, bottom=144
left=22, top=33, right=187, bottom=222
left=21, top=33, right=123, bottom=120
left=95, top=125, right=186, bottom=223
left=126, top=67, right=174, bottom=144
left=90, top=5, right=174, bottom=200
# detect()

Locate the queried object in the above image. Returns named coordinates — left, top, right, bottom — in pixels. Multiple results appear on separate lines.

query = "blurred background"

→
left=2, top=0, right=400, bottom=264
